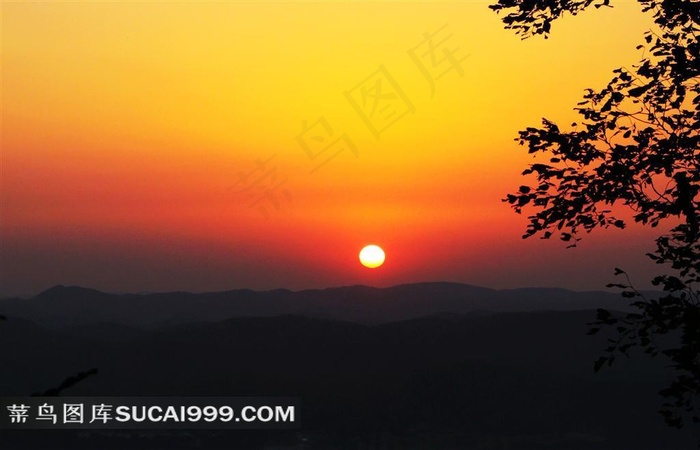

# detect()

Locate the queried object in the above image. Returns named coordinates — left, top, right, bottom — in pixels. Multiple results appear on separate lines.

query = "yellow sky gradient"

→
left=2, top=1, right=666, bottom=295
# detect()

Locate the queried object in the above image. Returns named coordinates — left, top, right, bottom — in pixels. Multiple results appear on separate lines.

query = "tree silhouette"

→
left=491, top=0, right=699, bottom=428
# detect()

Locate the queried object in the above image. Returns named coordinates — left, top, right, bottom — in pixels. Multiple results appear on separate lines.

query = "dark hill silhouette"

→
left=0, top=282, right=637, bottom=328
left=1, top=311, right=698, bottom=449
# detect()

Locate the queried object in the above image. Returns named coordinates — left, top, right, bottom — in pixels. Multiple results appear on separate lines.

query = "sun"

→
left=359, top=245, right=385, bottom=269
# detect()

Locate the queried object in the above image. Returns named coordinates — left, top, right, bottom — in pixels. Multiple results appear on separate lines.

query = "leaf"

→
left=596, top=308, right=611, bottom=320
left=628, top=83, right=652, bottom=97
left=593, top=357, right=606, bottom=372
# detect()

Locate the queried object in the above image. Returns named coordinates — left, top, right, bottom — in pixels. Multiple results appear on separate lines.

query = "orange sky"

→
left=2, top=1, right=667, bottom=296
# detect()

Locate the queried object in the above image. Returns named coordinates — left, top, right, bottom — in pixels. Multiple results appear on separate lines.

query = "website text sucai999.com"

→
left=115, top=404, right=295, bottom=424
left=0, top=397, right=300, bottom=429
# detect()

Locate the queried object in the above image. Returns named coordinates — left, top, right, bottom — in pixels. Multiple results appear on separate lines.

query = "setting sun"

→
left=359, top=245, right=386, bottom=269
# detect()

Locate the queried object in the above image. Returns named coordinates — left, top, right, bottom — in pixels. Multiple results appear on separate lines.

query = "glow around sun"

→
left=359, top=245, right=385, bottom=269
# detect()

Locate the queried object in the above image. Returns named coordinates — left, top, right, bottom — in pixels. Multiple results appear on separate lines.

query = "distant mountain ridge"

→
left=0, top=282, right=636, bottom=328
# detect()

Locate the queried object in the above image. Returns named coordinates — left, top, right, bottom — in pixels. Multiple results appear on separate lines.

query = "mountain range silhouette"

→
left=1, top=283, right=697, bottom=449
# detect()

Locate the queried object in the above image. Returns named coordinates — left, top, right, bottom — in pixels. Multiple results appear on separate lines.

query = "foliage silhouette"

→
left=491, top=0, right=699, bottom=428
left=31, top=368, right=99, bottom=397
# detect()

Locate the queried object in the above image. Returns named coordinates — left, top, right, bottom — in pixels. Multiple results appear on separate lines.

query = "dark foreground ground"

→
left=1, top=306, right=699, bottom=449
